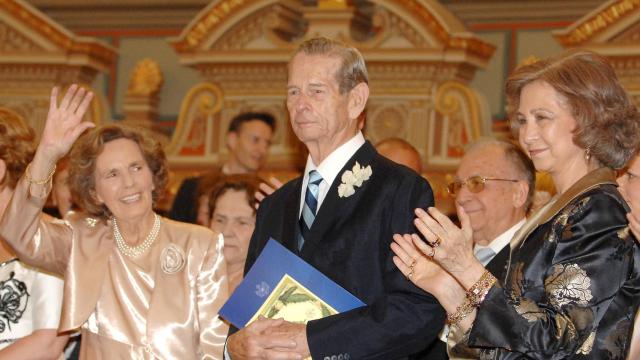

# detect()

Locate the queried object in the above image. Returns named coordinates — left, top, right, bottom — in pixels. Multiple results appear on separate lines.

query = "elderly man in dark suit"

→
left=226, top=37, right=445, bottom=359
left=418, top=138, right=534, bottom=360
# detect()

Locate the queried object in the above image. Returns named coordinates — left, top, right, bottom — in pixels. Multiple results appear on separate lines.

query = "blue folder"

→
left=219, top=238, right=366, bottom=328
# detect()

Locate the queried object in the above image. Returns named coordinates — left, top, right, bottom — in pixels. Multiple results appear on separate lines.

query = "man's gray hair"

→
left=292, top=37, right=368, bottom=94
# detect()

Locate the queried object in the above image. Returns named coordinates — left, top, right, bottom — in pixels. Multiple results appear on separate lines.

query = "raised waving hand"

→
left=30, top=85, right=94, bottom=183
left=39, top=85, right=95, bottom=161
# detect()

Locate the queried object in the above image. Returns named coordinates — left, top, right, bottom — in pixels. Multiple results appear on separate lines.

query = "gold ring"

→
left=432, top=237, right=442, bottom=248
left=428, top=246, right=436, bottom=258
left=407, top=270, right=414, bottom=279
left=410, top=259, right=417, bottom=268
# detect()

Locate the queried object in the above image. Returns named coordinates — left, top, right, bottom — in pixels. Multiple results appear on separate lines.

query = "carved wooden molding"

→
left=554, top=0, right=640, bottom=108
left=553, top=0, right=640, bottom=46
left=0, top=0, right=115, bottom=132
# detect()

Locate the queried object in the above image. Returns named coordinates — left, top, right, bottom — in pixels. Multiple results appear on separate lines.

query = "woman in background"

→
left=0, top=108, right=69, bottom=359
left=208, top=174, right=260, bottom=293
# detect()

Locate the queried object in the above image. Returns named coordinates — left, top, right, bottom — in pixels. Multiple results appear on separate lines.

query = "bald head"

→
left=376, top=138, right=422, bottom=173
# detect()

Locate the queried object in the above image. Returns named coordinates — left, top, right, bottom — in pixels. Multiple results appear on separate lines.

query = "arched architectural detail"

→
left=166, top=82, right=224, bottom=168
left=429, top=80, right=490, bottom=166
left=0, top=0, right=116, bottom=135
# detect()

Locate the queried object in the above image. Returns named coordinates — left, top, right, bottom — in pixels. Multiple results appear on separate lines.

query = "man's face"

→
left=227, top=120, right=273, bottom=173
left=286, top=53, right=359, bottom=151
left=454, top=145, right=526, bottom=245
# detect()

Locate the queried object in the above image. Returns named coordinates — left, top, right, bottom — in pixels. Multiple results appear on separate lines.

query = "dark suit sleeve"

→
left=307, top=174, right=446, bottom=359
left=168, top=177, right=200, bottom=223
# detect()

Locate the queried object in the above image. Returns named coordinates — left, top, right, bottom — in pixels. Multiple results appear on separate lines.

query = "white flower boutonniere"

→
left=338, top=161, right=372, bottom=198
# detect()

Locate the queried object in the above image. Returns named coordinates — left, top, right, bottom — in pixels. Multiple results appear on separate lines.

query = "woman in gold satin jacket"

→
left=0, top=85, right=229, bottom=359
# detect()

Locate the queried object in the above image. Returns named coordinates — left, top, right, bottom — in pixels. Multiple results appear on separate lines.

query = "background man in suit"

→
left=422, top=138, right=534, bottom=359
left=168, top=112, right=275, bottom=224
left=227, top=37, right=445, bottom=359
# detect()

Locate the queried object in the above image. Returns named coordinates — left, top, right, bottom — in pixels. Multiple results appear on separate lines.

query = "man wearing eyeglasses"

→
left=422, top=138, right=535, bottom=360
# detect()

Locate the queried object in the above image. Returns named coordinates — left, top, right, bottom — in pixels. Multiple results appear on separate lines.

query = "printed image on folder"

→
left=219, top=238, right=365, bottom=328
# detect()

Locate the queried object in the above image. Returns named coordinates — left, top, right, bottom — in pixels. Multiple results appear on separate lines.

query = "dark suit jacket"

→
left=244, top=142, right=445, bottom=359
left=169, top=167, right=224, bottom=224
left=168, top=176, right=201, bottom=223
left=485, top=243, right=510, bottom=282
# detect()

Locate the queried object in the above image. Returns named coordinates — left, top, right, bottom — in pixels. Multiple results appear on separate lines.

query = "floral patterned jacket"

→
left=450, top=168, right=640, bottom=359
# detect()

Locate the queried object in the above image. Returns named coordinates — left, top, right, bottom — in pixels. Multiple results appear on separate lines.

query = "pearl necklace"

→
left=112, top=213, right=161, bottom=258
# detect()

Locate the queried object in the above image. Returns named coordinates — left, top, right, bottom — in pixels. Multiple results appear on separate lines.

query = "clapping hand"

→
left=391, top=233, right=458, bottom=298
left=410, top=206, right=486, bottom=290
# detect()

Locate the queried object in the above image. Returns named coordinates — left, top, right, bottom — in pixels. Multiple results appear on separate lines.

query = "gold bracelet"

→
left=446, top=270, right=497, bottom=326
left=446, top=298, right=475, bottom=326
left=466, top=270, right=497, bottom=306
left=24, top=163, right=56, bottom=185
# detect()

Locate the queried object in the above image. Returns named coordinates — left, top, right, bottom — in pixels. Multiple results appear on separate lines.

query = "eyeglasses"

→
left=447, top=176, right=520, bottom=197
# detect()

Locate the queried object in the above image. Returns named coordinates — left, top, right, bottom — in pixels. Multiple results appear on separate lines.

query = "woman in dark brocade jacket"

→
left=391, top=50, right=640, bottom=359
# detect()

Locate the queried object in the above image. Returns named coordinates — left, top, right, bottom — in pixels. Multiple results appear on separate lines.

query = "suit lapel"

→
left=300, top=142, right=376, bottom=258
left=282, top=178, right=303, bottom=252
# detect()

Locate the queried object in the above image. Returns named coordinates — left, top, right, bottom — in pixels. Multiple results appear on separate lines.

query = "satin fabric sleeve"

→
left=468, top=191, right=635, bottom=359
left=198, top=232, right=229, bottom=359
left=31, top=270, right=64, bottom=330
left=0, top=175, right=73, bottom=276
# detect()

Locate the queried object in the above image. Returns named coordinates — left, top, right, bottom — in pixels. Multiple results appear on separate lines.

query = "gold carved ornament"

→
left=166, top=82, right=223, bottom=155
left=127, top=59, right=163, bottom=97
left=555, top=0, right=640, bottom=46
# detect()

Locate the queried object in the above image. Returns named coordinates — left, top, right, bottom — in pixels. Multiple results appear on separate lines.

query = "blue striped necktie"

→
left=298, top=170, right=323, bottom=250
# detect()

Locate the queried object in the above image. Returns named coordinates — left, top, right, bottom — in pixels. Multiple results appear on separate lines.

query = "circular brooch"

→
left=160, top=244, right=186, bottom=274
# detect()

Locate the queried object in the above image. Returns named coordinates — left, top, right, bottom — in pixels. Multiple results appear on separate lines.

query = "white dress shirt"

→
left=298, top=132, right=366, bottom=217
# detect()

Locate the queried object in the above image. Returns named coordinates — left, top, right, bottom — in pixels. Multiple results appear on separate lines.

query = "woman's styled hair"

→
left=68, top=124, right=168, bottom=219
left=208, top=174, right=261, bottom=218
left=0, top=108, right=35, bottom=189
left=506, top=49, right=640, bottom=169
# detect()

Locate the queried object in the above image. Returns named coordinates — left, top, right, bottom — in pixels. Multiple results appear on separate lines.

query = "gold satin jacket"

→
left=0, top=176, right=229, bottom=359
